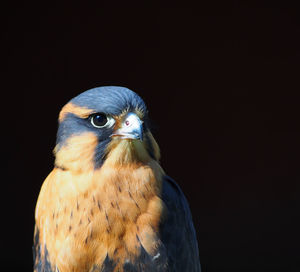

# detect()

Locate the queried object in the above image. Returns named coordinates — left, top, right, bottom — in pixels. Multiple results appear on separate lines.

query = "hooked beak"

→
left=111, top=112, right=143, bottom=140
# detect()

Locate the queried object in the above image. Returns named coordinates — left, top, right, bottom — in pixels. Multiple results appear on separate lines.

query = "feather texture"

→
left=33, top=86, right=201, bottom=272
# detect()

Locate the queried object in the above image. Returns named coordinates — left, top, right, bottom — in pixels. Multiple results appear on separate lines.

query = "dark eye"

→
left=90, top=113, right=115, bottom=128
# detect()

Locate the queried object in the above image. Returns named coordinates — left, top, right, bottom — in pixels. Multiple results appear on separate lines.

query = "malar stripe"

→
left=59, top=102, right=94, bottom=122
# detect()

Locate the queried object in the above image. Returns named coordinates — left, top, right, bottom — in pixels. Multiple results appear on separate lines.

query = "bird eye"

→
left=90, top=113, right=115, bottom=128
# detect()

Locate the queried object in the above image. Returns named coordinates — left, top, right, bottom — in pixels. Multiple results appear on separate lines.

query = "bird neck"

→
left=54, top=132, right=161, bottom=174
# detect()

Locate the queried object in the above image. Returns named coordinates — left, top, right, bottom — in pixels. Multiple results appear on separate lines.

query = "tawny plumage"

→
left=33, top=86, right=201, bottom=272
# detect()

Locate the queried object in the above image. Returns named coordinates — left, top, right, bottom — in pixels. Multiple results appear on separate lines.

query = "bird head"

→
left=54, top=86, right=160, bottom=172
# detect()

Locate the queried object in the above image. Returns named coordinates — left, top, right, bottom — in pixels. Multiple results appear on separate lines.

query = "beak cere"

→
left=112, top=112, right=143, bottom=140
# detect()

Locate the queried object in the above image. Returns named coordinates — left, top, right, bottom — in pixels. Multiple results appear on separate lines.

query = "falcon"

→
left=33, top=86, right=201, bottom=272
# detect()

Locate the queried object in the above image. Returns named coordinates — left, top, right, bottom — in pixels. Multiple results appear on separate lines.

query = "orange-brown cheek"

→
left=54, top=132, right=98, bottom=172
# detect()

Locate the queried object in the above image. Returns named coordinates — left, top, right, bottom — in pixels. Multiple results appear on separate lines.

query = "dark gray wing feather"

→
left=33, top=226, right=54, bottom=272
left=160, top=175, right=201, bottom=272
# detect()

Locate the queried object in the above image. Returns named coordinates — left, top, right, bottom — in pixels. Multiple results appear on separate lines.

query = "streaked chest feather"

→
left=35, top=160, right=166, bottom=272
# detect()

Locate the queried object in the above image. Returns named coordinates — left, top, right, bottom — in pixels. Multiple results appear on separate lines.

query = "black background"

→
left=2, top=2, right=300, bottom=271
